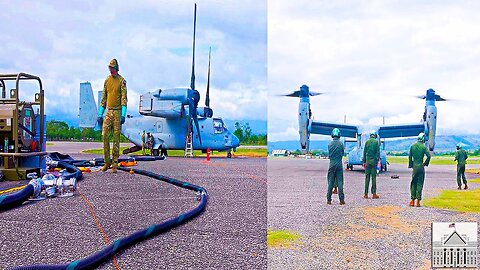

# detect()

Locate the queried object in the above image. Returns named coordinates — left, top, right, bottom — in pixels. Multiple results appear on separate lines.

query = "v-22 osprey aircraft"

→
left=78, top=4, right=240, bottom=157
left=282, top=85, right=446, bottom=171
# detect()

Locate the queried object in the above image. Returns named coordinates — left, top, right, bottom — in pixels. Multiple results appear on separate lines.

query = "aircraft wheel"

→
left=161, top=148, right=168, bottom=157
left=152, top=149, right=159, bottom=156
left=227, top=152, right=232, bottom=158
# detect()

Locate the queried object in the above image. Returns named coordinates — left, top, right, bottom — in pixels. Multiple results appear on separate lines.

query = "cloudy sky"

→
left=269, top=1, right=480, bottom=141
left=0, top=0, right=266, bottom=124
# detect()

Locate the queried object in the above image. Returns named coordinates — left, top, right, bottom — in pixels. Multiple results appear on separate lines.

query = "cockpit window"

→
left=213, top=119, right=224, bottom=134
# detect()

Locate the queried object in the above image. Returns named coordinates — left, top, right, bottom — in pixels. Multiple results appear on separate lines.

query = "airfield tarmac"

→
left=268, top=157, right=480, bottom=270
left=0, top=144, right=267, bottom=269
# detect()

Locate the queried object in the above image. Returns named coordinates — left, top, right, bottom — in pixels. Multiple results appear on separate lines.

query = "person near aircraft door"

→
left=408, top=133, right=431, bottom=207
left=141, top=130, right=146, bottom=155
left=327, top=128, right=345, bottom=205
left=454, top=144, right=468, bottom=190
left=97, top=58, right=128, bottom=173
left=147, top=133, right=154, bottom=155
left=363, top=131, right=380, bottom=199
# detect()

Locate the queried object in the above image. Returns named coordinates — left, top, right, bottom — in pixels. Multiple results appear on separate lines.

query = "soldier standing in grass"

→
left=408, top=132, right=431, bottom=207
left=454, top=143, right=468, bottom=190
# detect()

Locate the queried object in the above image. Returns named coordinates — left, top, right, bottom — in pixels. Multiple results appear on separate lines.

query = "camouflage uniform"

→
left=101, top=74, right=127, bottom=167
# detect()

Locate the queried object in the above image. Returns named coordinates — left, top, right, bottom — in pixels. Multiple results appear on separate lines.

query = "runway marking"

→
left=78, top=184, right=121, bottom=270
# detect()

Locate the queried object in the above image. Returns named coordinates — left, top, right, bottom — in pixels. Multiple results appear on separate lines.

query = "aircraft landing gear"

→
left=152, top=149, right=160, bottom=156
left=227, top=152, right=232, bottom=158
left=381, top=164, right=387, bottom=172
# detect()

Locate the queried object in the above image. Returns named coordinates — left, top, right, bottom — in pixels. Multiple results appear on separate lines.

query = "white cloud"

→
left=269, top=1, right=480, bottom=141
left=0, top=0, right=266, bottom=123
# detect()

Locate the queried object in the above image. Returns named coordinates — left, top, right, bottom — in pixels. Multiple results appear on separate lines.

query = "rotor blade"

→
left=309, top=92, right=323, bottom=96
left=279, top=91, right=301, bottom=97
left=435, top=95, right=447, bottom=101
left=190, top=3, right=197, bottom=91
left=206, top=47, right=211, bottom=107
left=188, top=98, right=202, bottom=145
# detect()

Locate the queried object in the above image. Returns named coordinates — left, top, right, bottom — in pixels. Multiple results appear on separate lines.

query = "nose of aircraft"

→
left=232, top=134, right=240, bottom=148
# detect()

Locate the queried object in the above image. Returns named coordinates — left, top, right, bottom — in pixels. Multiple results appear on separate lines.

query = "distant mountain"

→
left=268, top=135, right=480, bottom=153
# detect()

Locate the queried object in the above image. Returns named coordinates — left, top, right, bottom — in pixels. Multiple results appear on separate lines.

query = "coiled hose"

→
left=9, top=161, right=207, bottom=270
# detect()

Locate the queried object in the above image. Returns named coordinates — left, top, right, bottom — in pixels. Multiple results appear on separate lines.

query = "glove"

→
left=121, top=106, right=127, bottom=125
left=97, top=117, right=103, bottom=127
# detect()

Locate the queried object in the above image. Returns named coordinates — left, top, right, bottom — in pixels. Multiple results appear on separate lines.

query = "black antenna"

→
left=206, top=47, right=211, bottom=107
left=190, top=3, right=197, bottom=90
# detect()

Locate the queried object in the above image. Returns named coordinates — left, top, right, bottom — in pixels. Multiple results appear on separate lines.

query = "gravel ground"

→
left=268, top=157, right=480, bottom=270
left=0, top=153, right=266, bottom=270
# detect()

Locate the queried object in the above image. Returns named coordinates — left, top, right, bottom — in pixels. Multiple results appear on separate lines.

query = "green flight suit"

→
left=141, top=131, right=146, bottom=155
left=455, top=149, right=468, bottom=186
left=101, top=74, right=128, bottom=166
left=408, top=141, right=431, bottom=200
left=363, top=137, right=380, bottom=194
left=327, top=138, right=345, bottom=202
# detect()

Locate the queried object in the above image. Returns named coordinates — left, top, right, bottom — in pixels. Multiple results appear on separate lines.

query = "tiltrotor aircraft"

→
left=79, top=4, right=240, bottom=157
left=282, top=85, right=446, bottom=171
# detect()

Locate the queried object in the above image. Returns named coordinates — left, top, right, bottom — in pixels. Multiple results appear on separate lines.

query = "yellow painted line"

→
left=0, top=185, right=27, bottom=195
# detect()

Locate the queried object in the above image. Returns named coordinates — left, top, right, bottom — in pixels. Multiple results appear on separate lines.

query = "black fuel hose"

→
left=11, top=163, right=208, bottom=270
left=0, top=161, right=82, bottom=212
left=0, top=185, right=34, bottom=211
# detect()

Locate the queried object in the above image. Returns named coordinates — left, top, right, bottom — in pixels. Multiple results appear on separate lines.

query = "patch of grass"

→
left=46, top=142, right=55, bottom=146
left=82, top=146, right=267, bottom=157
left=424, top=186, right=480, bottom=213
left=470, top=178, right=480, bottom=183
left=387, top=156, right=480, bottom=165
left=267, top=229, right=300, bottom=248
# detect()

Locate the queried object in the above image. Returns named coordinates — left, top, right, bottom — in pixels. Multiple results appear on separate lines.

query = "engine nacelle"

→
left=197, top=107, right=213, bottom=118
left=139, top=97, right=184, bottom=118
left=425, top=104, right=437, bottom=151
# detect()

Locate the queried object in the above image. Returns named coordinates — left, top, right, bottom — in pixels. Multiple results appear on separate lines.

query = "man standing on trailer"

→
left=97, top=59, right=128, bottom=173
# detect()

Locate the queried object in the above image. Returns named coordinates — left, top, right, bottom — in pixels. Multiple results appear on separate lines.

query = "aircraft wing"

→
left=378, top=123, right=425, bottom=139
left=309, top=121, right=358, bottom=138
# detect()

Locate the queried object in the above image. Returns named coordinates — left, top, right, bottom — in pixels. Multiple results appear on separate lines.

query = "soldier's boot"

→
left=363, top=194, right=369, bottom=199
left=458, top=186, right=462, bottom=190
left=327, top=200, right=332, bottom=205
left=332, top=187, right=338, bottom=194
left=112, top=164, right=118, bottom=174
left=101, top=163, right=111, bottom=172
left=416, top=199, right=421, bottom=207
left=340, top=200, right=346, bottom=205
left=464, top=184, right=468, bottom=190
left=372, top=194, right=380, bottom=199
left=409, top=199, right=415, bottom=207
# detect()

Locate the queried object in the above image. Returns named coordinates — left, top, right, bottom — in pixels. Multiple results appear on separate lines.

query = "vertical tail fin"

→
left=79, top=82, right=98, bottom=128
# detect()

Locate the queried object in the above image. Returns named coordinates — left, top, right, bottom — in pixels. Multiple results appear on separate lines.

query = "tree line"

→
left=47, top=120, right=267, bottom=145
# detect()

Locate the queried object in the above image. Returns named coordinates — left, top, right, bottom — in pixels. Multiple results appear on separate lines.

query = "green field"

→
left=424, top=178, right=480, bottom=213
left=387, top=155, right=480, bottom=165
left=82, top=146, right=267, bottom=157
left=267, top=230, right=301, bottom=248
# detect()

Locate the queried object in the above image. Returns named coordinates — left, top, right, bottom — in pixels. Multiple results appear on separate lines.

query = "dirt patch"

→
left=416, top=259, right=431, bottom=270
left=362, top=205, right=416, bottom=234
